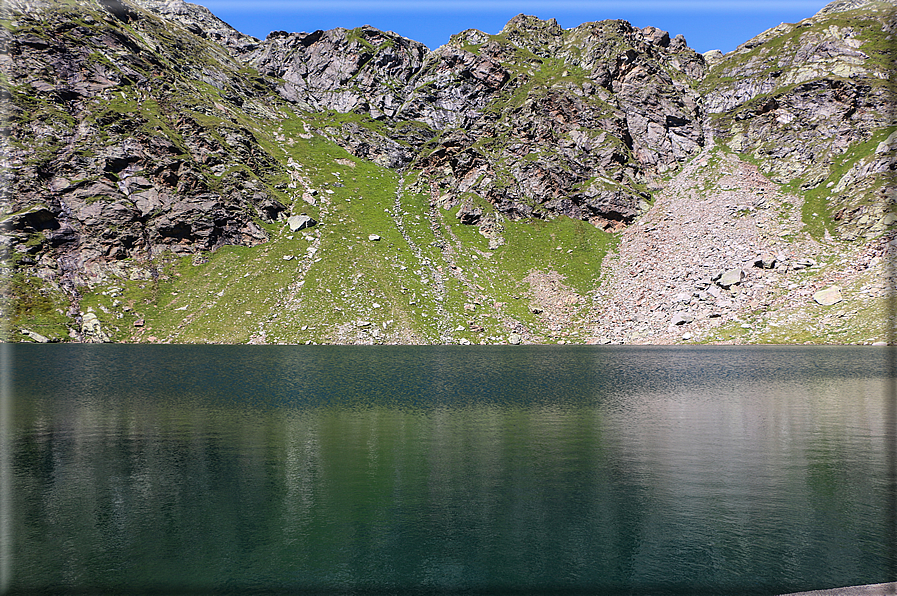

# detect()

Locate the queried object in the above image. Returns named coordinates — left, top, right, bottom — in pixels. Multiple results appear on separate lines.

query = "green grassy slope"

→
left=68, top=112, right=615, bottom=345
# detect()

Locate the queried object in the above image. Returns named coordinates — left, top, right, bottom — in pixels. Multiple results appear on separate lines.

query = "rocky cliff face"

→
left=230, top=11, right=709, bottom=229
left=0, top=0, right=295, bottom=273
left=1, top=0, right=894, bottom=344
left=701, top=0, right=896, bottom=241
left=406, top=16, right=705, bottom=229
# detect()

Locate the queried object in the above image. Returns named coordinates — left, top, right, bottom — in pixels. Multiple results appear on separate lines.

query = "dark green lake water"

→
left=3, top=345, right=895, bottom=595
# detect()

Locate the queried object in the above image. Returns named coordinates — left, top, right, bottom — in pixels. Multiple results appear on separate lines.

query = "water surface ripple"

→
left=7, top=345, right=896, bottom=595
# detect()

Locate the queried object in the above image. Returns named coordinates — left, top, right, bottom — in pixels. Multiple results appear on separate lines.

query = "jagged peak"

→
left=261, top=23, right=426, bottom=53
left=815, top=0, right=897, bottom=14
left=130, top=0, right=254, bottom=38
left=567, top=19, right=646, bottom=46
left=500, top=14, right=564, bottom=36
left=497, top=14, right=566, bottom=56
left=447, top=28, right=491, bottom=49
left=565, top=18, right=693, bottom=58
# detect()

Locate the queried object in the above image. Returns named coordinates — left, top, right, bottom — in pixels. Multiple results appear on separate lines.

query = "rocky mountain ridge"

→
left=1, top=0, right=894, bottom=344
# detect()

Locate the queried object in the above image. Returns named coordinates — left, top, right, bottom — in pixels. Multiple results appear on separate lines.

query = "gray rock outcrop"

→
left=2, top=0, right=894, bottom=344
left=701, top=0, right=896, bottom=239
left=81, top=312, right=111, bottom=342
left=1, top=0, right=288, bottom=297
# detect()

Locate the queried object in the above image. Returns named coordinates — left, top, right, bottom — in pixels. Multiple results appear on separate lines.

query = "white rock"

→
left=287, top=215, right=317, bottom=232
left=671, top=313, right=694, bottom=325
left=813, top=286, right=843, bottom=306
left=20, top=329, right=49, bottom=343
left=81, top=312, right=110, bottom=343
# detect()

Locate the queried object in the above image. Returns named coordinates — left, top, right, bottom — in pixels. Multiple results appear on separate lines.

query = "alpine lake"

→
left=3, top=344, right=895, bottom=595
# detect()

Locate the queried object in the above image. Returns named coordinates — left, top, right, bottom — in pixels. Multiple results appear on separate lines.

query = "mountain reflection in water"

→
left=6, top=345, right=895, bottom=595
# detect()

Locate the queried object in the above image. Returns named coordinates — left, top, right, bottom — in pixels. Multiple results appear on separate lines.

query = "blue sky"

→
left=200, top=0, right=829, bottom=54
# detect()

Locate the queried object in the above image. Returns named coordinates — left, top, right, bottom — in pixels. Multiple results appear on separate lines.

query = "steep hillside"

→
left=1, top=0, right=894, bottom=344
left=585, top=0, right=897, bottom=345
left=701, top=0, right=896, bottom=242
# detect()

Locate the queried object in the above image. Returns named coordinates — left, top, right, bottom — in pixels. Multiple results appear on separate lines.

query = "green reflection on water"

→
left=7, top=345, right=895, bottom=594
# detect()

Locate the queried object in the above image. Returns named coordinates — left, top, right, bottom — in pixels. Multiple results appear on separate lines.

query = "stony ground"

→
left=582, top=148, right=895, bottom=345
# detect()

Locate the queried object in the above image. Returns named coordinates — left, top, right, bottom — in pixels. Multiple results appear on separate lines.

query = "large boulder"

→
left=715, top=269, right=745, bottom=289
left=287, top=215, right=317, bottom=232
left=813, top=286, right=843, bottom=305
left=81, top=312, right=111, bottom=343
